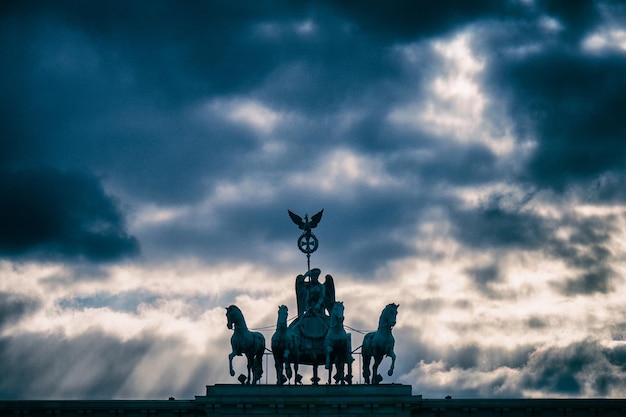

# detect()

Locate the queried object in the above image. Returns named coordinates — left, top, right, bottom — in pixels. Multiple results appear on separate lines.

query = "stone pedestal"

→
left=196, top=384, right=420, bottom=416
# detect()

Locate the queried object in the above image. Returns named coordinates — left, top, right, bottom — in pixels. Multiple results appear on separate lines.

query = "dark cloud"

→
left=325, top=0, right=523, bottom=41
left=467, top=264, right=501, bottom=286
left=466, top=263, right=507, bottom=298
left=588, top=174, right=626, bottom=203
left=522, top=53, right=626, bottom=189
left=137, top=184, right=425, bottom=275
left=548, top=214, right=618, bottom=295
left=527, top=316, right=549, bottom=329
left=397, top=325, right=534, bottom=374
left=451, top=192, right=621, bottom=296
left=452, top=203, right=550, bottom=250
left=605, top=344, right=626, bottom=370
left=409, top=340, right=626, bottom=397
left=0, top=168, right=138, bottom=262
left=557, top=267, right=615, bottom=295
left=0, top=11, right=262, bottom=204
left=538, top=0, right=605, bottom=41
left=521, top=340, right=626, bottom=396
left=448, top=344, right=481, bottom=369
left=481, top=17, right=626, bottom=192
left=406, top=297, right=445, bottom=314
left=0, top=292, right=41, bottom=331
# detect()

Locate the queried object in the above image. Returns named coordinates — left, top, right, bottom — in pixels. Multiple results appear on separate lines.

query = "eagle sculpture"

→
left=288, top=209, right=324, bottom=238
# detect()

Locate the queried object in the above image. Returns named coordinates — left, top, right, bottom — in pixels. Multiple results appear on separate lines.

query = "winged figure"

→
left=322, top=274, right=336, bottom=315
left=295, top=268, right=336, bottom=318
left=288, top=209, right=324, bottom=238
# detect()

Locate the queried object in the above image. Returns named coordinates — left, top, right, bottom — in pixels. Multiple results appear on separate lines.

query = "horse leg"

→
left=273, top=352, right=284, bottom=385
left=388, top=350, right=396, bottom=376
left=372, top=355, right=383, bottom=385
left=325, top=342, right=333, bottom=385
left=284, top=350, right=293, bottom=382
left=284, top=362, right=292, bottom=383
left=312, top=365, right=320, bottom=385
left=326, top=350, right=332, bottom=385
left=325, top=343, right=332, bottom=370
left=246, top=353, right=253, bottom=384
left=363, top=353, right=372, bottom=384
left=228, top=351, right=236, bottom=377
left=294, top=361, right=301, bottom=385
left=347, top=358, right=353, bottom=385
left=253, top=353, right=260, bottom=384
left=255, top=348, right=265, bottom=385
left=328, top=363, right=333, bottom=386
left=335, top=359, right=345, bottom=385
left=346, top=335, right=353, bottom=385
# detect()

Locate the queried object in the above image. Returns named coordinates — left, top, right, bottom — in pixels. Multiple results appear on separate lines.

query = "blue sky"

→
left=1, top=0, right=626, bottom=399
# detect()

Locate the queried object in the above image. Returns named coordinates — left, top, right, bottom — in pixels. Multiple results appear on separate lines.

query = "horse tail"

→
left=256, top=331, right=265, bottom=348
left=253, top=332, right=265, bottom=359
left=252, top=332, right=265, bottom=381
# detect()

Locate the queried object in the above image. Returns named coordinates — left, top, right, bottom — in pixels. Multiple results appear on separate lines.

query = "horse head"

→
left=379, top=303, right=398, bottom=329
left=277, top=305, right=289, bottom=327
left=330, top=301, right=345, bottom=327
left=226, top=305, right=243, bottom=330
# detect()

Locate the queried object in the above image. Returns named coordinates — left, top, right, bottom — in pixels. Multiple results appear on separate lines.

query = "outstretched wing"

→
left=288, top=210, right=305, bottom=229
left=295, top=274, right=307, bottom=317
left=323, top=274, right=335, bottom=314
left=309, top=209, right=324, bottom=229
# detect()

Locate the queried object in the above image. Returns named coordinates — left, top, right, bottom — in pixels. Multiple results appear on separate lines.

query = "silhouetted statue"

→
left=226, top=209, right=401, bottom=386
left=226, top=305, right=265, bottom=385
left=287, top=267, right=337, bottom=385
left=271, top=305, right=300, bottom=385
left=324, top=301, right=353, bottom=385
left=288, top=209, right=324, bottom=270
left=362, top=303, right=398, bottom=385
left=295, top=268, right=335, bottom=317
left=288, top=209, right=324, bottom=240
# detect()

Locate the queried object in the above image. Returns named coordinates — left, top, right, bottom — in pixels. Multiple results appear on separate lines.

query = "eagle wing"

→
left=309, top=209, right=324, bottom=229
left=323, top=274, right=336, bottom=315
left=295, top=274, right=307, bottom=317
left=288, top=210, right=305, bottom=229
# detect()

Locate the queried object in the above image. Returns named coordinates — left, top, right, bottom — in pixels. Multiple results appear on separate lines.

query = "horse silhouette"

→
left=324, top=301, right=353, bottom=385
left=271, top=305, right=300, bottom=385
left=362, top=303, right=398, bottom=384
left=226, top=305, right=265, bottom=384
